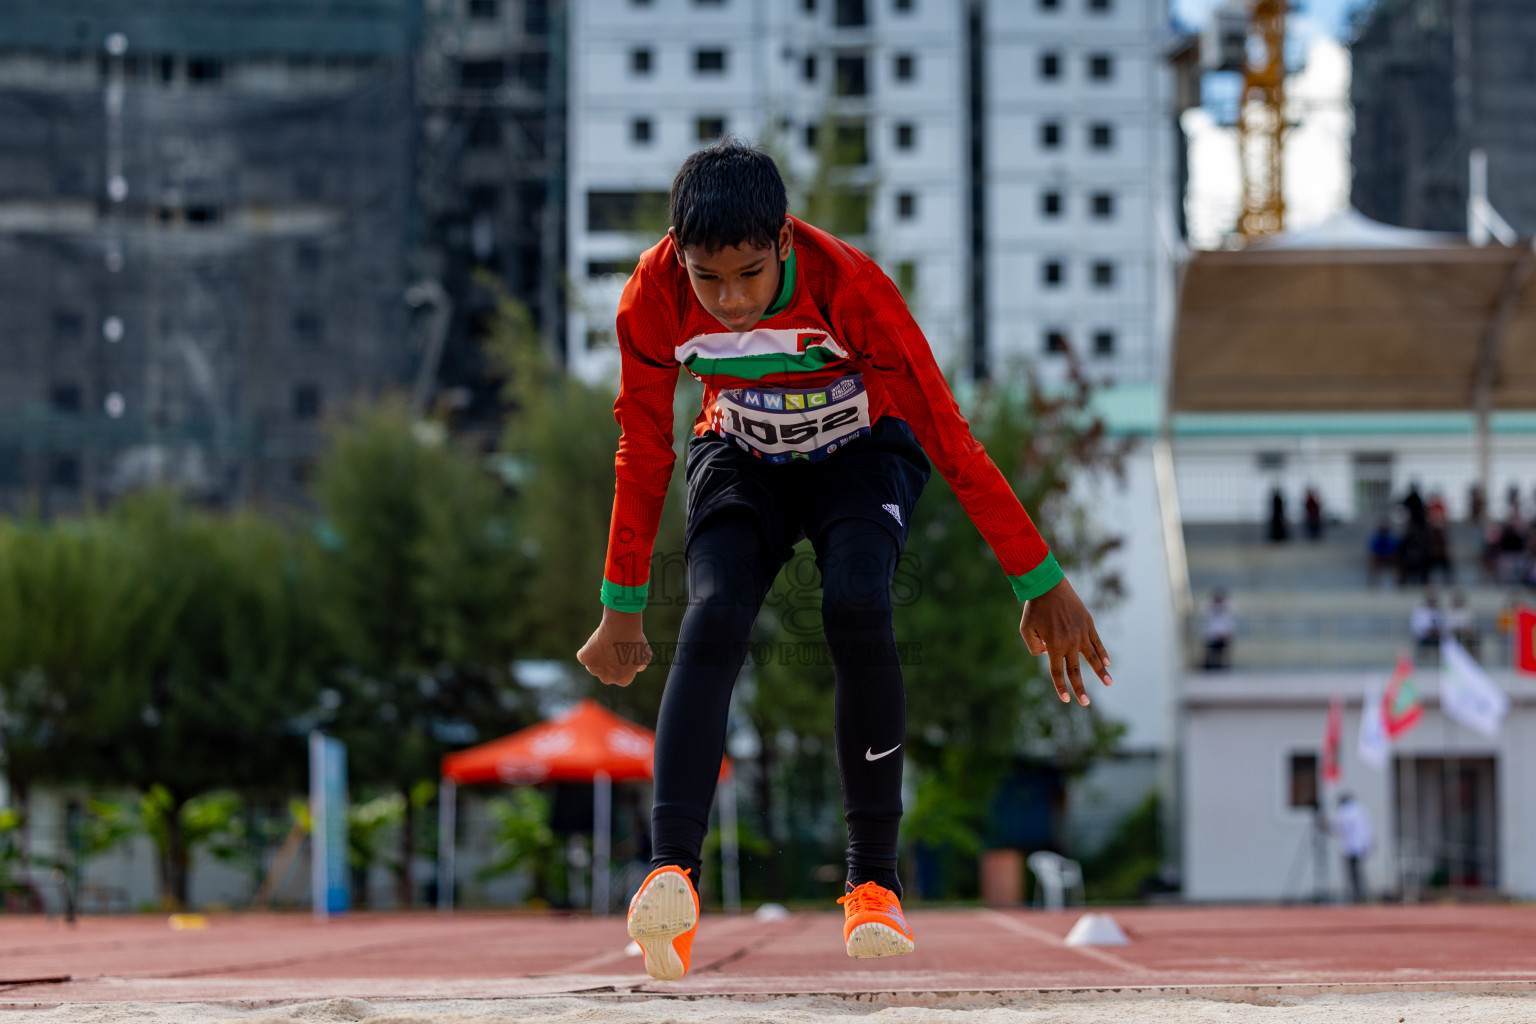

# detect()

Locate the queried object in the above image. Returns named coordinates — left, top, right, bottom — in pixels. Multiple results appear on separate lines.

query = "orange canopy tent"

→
left=441, top=699, right=660, bottom=786
left=435, top=700, right=736, bottom=915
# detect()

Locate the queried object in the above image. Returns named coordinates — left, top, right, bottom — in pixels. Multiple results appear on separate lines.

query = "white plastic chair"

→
left=1027, top=850, right=1085, bottom=911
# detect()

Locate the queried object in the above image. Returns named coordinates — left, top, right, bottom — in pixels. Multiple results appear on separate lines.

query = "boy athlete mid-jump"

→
left=577, top=141, right=1112, bottom=981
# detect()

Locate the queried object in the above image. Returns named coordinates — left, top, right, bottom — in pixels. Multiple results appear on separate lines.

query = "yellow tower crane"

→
left=1236, top=0, right=1287, bottom=240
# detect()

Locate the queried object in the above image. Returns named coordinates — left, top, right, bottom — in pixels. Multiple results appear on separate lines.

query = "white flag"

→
left=1357, top=680, right=1389, bottom=770
left=1440, top=638, right=1510, bottom=739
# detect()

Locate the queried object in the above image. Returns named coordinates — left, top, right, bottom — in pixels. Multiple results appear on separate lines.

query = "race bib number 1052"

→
left=715, top=374, right=871, bottom=464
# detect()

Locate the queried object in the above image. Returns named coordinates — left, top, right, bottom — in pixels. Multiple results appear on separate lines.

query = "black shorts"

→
left=683, top=415, right=932, bottom=563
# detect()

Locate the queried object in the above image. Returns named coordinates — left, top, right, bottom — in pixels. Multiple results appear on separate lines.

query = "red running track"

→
left=0, top=904, right=1534, bottom=1005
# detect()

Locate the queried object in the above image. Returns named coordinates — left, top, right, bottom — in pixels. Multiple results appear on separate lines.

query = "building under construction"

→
left=1351, top=0, right=1536, bottom=234
left=0, top=0, right=419, bottom=513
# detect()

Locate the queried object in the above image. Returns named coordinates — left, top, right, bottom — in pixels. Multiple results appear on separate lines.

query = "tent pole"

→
left=593, top=771, right=611, bottom=916
left=720, top=770, right=740, bottom=914
left=437, top=778, right=456, bottom=914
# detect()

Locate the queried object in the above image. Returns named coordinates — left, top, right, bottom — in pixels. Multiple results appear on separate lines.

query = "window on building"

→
left=49, top=455, right=80, bottom=489
left=893, top=0, right=914, bottom=11
left=803, top=53, right=817, bottom=81
left=1040, top=119, right=1062, bottom=149
left=1091, top=191, right=1115, bottom=218
left=468, top=0, right=499, bottom=17
left=468, top=184, right=499, bottom=211
left=293, top=384, right=323, bottom=420
left=1042, top=259, right=1064, bottom=287
left=296, top=243, right=322, bottom=274
left=1039, top=0, right=1060, bottom=8
left=587, top=259, right=637, bottom=278
left=695, top=0, right=726, bottom=5
left=294, top=169, right=323, bottom=200
left=293, top=311, right=324, bottom=347
left=896, top=191, right=916, bottom=220
left=1044, top=329, right=1069, bottom=355
left=52, top=311, right=84, bottom=344
left=517, top=51, right=549, bottom=87
left=632, top=47, right=653, bottom=74
left=467, top=117, right=502, bottom=148
left=186, top=57, right=222, bottom=83
left=805, top=122, right=820, bottom=149
left=50, top=383, right=82, bottom=415
left=834, top=53, right=868, bottom=95
left=1039, top=51, right=1061, bottom=80
left=696, top=48, right=727, bottom=73
left=894, top=53, right=914, bottom=81
left=1089, top=0, right=1112, bottom=10
left=895, top=260, right=917, bottom=296
left=894, top=121, right=915, bottom=150
left=185, top=205, right=221, bottom=225
left=803, top=0, right=816, bottom=11
left=586, top=329, right=616, bottom=350
left=632, top=117, right=653, bottom=143
left=459, top=58, right=504, bottom=88
left=157, top=55, right=176, bottom=83
left=587, top=190, right=670, bottom=231
left=1092, top=260, right=1115, bottom=287
left=1288, top=753, right=1320, bottom=809
left=834, top=118, right=869, bottom=164
left=834, top=0, right=868, bottom=26
left=1041, top=189, right=1063, bottom=217
left=697, top=115, right=727, bottom=142
left=1093, top=329, right=1116, bottom=357
left=1088, top=53, right=1114, bottom=80
left=1090, top=122, right=1114, bottom=149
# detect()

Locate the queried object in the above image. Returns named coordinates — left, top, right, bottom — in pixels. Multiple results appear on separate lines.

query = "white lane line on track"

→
left=982, top=911, right=1154, bottom=974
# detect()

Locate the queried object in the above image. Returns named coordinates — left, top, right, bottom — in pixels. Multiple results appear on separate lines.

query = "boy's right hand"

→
left=576, top=607, right=652, bottom=687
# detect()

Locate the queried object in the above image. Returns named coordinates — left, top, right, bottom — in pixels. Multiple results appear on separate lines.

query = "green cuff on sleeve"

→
left=1007, top=553, right=1064, bottom=602
left=600, top=578, right=648, bottom=612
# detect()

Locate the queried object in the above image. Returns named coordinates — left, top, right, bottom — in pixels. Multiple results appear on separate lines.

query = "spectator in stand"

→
left=1202, top=589, right=1236, bottom=670
left=1368, top=520, right=1399, bottom=587
left=1426, top=488, right=1447, bottom=524
left=1447, top=589, right=1477, bottom=655
left=1268, top=488, right=1289, bottom=543
left=1410, top=589, right=1444, bottom=663
left=1495, top=512, right=1528, bottom=584
left=1469, top=483, right=1487, bottom=527
left=1303, top=487, right=1324, bottom=541
left=1402, top=482, right=1428, bottom=531
left=1425, top=499, right=1454, bottom=584
left=1499, top=593, right=1520, bottom=666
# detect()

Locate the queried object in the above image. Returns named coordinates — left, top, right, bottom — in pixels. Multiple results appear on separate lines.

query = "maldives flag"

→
left=1321, top=694, right=1344, bottom=786
left=1517, top=607, right=1536, bottom=675
left=1382, top=654, right=1424, bottom=739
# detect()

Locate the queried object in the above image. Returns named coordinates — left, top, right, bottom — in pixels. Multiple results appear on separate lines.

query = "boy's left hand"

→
left=1020, top=577, right=1112, bottom=706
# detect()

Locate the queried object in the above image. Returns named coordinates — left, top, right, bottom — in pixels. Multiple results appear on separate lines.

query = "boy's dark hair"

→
left=669, top=138, right=787, bottom=253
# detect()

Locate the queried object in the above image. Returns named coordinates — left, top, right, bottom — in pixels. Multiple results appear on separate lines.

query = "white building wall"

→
left=1174, top=429, right=1536, bottom=524
left=567, top=0, right=968, bottom=384
left=984, top=0, right=1176, bottom=386
left=1184, top=672, right=1536, bottom=902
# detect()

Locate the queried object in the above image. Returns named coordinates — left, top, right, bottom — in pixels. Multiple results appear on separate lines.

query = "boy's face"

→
left=673, top=219, right=794, bottom=333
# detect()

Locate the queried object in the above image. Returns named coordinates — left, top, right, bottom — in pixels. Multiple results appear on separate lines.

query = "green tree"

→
left=313, top=398, right=527, bottom=906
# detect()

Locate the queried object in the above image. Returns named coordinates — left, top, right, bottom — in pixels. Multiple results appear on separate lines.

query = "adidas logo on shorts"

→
left=882, top=503, right=902, bottom=525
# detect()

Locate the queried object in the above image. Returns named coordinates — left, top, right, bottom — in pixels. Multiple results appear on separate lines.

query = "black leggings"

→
left=649, top=512, right=907, bottom=896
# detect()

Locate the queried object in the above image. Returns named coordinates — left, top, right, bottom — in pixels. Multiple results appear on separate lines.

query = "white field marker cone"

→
left=1064, top=912, right=1130, bottom=947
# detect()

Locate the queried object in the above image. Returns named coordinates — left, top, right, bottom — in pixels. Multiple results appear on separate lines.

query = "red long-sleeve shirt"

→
left=599, top=216, right=1062, bottom=611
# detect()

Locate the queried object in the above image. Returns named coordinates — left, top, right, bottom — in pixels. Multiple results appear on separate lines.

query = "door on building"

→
left=1393, top=756, right=1498, bottom=894
left=1353, top=453, right=1394, bottom=522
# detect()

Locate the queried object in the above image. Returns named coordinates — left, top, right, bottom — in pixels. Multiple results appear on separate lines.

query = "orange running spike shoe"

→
left=626, top=865, right=700, bottom=981
left=837, top=880, right=916, bottom=958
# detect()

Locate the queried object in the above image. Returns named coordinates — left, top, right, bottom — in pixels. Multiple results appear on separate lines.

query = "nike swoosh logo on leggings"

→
left=865, top=744, right=902, bottom=761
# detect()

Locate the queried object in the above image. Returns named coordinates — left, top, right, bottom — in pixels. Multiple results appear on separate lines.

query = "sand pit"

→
left=0, top=992, right=1534, bottom=1024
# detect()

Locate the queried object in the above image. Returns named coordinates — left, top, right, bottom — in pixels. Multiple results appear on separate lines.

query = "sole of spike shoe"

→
left=845, top=921, right=915, bottom=958
left=626, top=871, right=698, bottom=980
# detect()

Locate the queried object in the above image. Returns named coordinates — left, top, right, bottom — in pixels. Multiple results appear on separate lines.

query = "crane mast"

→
left=1236, top=0, right=1287, bottom=239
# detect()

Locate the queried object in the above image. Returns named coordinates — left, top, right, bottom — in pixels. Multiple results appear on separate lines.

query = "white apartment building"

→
left=983, top=0, right=1177, bottom=387
left=566, top=0, right=969, bottom=382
